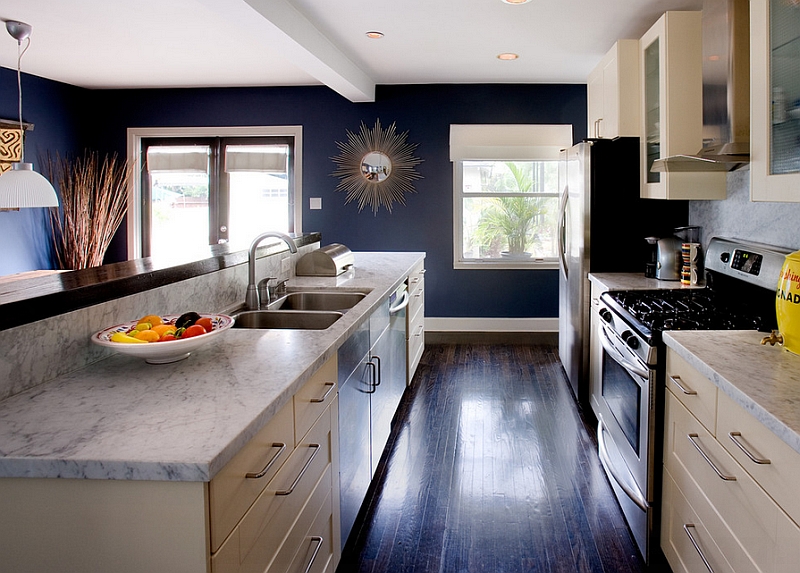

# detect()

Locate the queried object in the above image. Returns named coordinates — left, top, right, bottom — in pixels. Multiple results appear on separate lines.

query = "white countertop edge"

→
left=663, top=331, right=800, bottom=457
left=0, top=252, right=425, bottom=482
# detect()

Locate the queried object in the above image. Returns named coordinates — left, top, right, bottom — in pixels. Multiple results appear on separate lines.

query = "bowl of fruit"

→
left=92, top=312, right=234, bottom=364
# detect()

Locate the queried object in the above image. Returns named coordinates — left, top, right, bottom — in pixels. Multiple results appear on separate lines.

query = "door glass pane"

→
left=644, top=38, right=660, bottom=183
left=601, top=352, right=641, bottom=455
left=147, top=146, right=210, bottom=260
left=770, top=0, right=800, bottom=174
left=226, top=144, right=290, bottom=246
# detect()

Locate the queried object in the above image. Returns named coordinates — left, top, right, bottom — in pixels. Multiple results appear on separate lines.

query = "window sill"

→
left=454, top=259, right=559, bottom=271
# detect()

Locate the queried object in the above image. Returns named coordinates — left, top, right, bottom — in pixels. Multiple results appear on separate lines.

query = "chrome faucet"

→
left=246, top=232, right=298, bottom=310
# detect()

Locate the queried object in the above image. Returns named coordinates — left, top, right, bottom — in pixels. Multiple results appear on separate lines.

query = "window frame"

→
left=126, top=126, right=302, bottom=260
left=450, top=124, right=571, bottom=270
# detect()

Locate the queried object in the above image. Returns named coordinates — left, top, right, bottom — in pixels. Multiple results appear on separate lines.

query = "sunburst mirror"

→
left=331, top=119, right=423, bottom=214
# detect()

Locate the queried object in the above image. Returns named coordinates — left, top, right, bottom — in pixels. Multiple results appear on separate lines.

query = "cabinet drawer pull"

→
left=276, top=443, right=320, bottom=495
left=683, top=524, right=714, bottom=573
left=245, top=442, right=287, bottom=479
left=669, top=375, right=697, bottom=395
left=728, top=432, right=771, bottom=465
left=310, top=382, right=335, bottom=403
left=299, top=536, right=324, bottom=573
left=688, top=434, right=736, bottom=481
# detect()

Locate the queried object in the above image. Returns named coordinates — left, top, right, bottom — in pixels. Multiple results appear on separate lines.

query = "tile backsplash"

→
left=0, top=243, right=316, bottom=402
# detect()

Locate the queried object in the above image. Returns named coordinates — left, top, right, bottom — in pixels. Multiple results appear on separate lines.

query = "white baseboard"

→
left=424, top=317, right=558, bottom=333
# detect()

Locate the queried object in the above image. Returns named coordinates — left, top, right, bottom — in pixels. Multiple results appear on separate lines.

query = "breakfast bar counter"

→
left=0, top=251, right=424, bottom=482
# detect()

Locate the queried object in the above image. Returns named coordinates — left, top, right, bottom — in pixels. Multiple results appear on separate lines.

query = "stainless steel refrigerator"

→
left=557, top=138, right=688, bottom=406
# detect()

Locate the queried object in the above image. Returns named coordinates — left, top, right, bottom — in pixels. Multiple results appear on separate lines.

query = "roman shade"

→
left=449, top=124, right=573, bottom=161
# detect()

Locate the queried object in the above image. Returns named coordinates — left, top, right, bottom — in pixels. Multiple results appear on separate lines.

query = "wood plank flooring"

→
left=338, top=343, right=667, bottom=573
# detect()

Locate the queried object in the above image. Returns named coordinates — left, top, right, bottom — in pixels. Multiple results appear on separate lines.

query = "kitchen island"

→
left=0, top=251, right=424, bottom=573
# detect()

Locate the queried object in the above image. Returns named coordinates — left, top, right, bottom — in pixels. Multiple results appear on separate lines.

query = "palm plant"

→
left=472, top=162, right=545, bottom=256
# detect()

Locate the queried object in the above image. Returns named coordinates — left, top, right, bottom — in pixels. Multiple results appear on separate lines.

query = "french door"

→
left=140, top=136, right=294, bottom=259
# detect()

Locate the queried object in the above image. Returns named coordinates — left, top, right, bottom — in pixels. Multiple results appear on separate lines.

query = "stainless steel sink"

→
left=232, top=310, right=343, bottom=330
left=268, top=291, right=367, bottom=313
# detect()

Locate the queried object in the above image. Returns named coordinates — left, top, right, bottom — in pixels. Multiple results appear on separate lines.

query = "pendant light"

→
left=0, top=20, right=58, bottom=209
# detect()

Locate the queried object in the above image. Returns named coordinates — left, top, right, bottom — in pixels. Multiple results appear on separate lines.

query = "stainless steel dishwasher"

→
left=338, top=282, right=408, bottom=549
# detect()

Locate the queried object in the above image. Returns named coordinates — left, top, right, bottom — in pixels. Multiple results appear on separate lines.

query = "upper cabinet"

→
left=751, top=0, right=800, bottom=202
left=587, top=39, right=640, bottom=139
left=639, top=12, right=727, bottom=200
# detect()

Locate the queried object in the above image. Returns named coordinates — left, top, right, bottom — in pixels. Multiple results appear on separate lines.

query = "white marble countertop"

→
left=664, top=330, right=800, bottom=456
left=589, top=272, right=703, bottom=292
left=0, top=252, right=424, bottom=482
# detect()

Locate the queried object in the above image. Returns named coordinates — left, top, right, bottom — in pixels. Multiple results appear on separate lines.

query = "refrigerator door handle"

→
left=558, top=187, right=568, bottom=279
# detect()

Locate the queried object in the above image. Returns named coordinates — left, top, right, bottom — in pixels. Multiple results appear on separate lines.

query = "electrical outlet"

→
left=281, top=256, right=292, bottom=273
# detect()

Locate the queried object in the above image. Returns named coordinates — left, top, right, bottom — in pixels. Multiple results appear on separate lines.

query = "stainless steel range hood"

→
left=651, top=0, right=750, bottom=173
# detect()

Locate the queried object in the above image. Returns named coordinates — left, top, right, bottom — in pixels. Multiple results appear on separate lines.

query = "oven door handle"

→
left=597, top=417, right=650, bottom=512
left=598, top=324, right=649, bottom=380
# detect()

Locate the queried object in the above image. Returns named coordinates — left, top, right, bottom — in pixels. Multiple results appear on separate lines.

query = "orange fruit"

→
left=137, top=314, right=163, bottom=327
left=132, top=329, right=159, bottom=342
left=152, top=324, right=176, bottom=337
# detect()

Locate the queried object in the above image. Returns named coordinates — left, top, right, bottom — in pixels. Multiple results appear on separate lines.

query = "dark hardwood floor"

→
left=338, top=343, right=662, bottom=573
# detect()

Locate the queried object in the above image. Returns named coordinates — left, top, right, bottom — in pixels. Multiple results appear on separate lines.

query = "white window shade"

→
left=146, top=146, right=209, bottom=173
left=449, top=124, right=573, bottom=161
left=225, top=146, right=288, bottom=173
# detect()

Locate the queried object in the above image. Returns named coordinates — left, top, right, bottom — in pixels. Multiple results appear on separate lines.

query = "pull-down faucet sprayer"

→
left=246, top=232, right=297, bottom=310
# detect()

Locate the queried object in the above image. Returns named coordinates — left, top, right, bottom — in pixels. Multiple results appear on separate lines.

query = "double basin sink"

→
left=232, top=290, right=369, bottom=330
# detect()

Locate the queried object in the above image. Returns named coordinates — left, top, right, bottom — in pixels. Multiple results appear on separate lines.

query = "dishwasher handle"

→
left=389, top=289, right=409, bottom=314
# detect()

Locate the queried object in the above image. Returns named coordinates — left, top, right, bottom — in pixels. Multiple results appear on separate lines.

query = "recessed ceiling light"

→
left=497, top=52, right=519, bottom=60
left=366, top=31, right=384, bottom=39
left=502, top=0, right=532, bottom=4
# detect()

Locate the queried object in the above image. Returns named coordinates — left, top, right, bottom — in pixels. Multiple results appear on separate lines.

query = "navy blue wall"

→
left=1, top=79, right=586, bottom=319
left=0, top=68, right=88, bottom=274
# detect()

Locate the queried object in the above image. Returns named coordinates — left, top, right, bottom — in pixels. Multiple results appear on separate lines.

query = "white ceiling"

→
left=0, top=0, right=704, bottom=103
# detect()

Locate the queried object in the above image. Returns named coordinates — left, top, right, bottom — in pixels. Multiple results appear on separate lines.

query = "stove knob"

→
left=599, top=308, right=613, bottom=323
left=720, top=251, right=730, bottom=264
left=626, top=336, right=640, bottom=350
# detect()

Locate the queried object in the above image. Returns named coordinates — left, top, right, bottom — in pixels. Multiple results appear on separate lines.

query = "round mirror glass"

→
left=361, top=151, right=392, bottom=182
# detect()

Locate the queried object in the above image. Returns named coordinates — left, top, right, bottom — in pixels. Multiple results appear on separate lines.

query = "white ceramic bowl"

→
left=91, top=314, right=234, bottom=364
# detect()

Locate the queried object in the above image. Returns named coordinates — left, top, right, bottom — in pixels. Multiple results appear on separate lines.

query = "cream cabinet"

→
left=587, top=39, right=640, bottom=139
left=639, top=11, right=727, bottom=200
left=751, top=0, right=800, bottom=202
left=0, top=356, right=341, bottom=573
left=661, top=349, right=800, bottom=573
left=406, top=259, right=425, bottom=384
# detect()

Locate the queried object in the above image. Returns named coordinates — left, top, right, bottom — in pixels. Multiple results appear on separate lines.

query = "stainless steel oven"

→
left=593, top=305, right=658, bottom=563
left=589, top=237, right=793, bottom=566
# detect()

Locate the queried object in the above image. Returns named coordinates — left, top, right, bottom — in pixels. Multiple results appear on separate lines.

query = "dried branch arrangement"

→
left=46, top=151, right=131, bottom=270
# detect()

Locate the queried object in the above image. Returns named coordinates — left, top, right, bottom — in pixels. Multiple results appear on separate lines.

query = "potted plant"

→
left=472, top=162, right=546, bottom=258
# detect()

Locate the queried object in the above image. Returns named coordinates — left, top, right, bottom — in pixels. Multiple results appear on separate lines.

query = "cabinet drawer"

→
left=665, top=350, right=718, bottom=432
left=212, top=405, right=333, bottom=573
left=662, top=470, right=735, bottom=573
left=408, top=277, right=424, bottom=320
left=717, top=390, right=800, bottom=527
left=294, top=356, right=337, bottom=445
left=665, top=393, right=791, bottom=572
left=408, top=314, right=424, bottom=375
left=408, top=261, right=425, bottom=296
left=268, top=482, right=333, bottom=573
left=210, top=399, right=295, bottom=553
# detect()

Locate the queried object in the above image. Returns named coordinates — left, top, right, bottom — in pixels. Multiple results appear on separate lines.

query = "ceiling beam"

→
left=241, top=0, right=376, bottom=103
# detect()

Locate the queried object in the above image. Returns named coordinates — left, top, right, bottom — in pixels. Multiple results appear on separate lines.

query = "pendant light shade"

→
left=0, top=19, right=59, bottom=209
left=0, top=163, right=59, bottom=208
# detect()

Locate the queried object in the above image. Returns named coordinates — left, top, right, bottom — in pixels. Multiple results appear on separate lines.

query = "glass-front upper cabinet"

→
left=639, top=11, right=727, bottom=200
left=752, top=0, right=800, bottom=202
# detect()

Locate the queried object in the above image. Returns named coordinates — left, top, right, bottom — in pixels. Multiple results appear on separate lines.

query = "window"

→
left=450, top=124, right=572, bottom=269
left=127, top=126, right=302, bottom=261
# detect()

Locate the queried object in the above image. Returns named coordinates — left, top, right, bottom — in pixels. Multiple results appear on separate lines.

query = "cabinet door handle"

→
left=276, top=443, right=320, bottom=495
left=365, top=360, right=377, bottom=393
left=728, top=432, right=771, bottom=464
left=310, top=382, right=335, bottom=403
left=683, top=524, right=715, bottom=573
left=687, top=434, right=736, bottom=481
left=245, top=442, right=287, bottom=479
left=300, top=536, right=324, bottom=573
left=669, top=375, right=697, bottom=395
left=371, top=355, right=382, bottom=387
